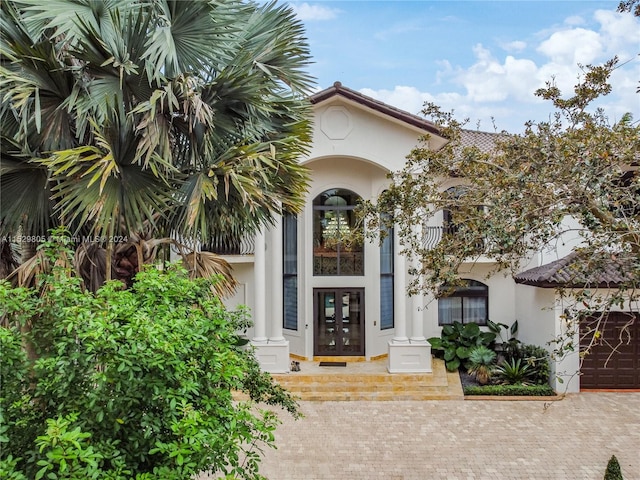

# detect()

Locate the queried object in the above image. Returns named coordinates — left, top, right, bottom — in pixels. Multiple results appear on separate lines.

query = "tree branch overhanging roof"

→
left=514, top=251, right=637, bottom=289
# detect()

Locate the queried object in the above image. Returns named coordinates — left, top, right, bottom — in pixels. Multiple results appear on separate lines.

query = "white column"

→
left=269, top=214, right=285, bottom=342
left=410, top=291, right=426, bottom=342
left=410, top=223, right=426, bottom=342
left=388, top=221, right=431, bottom=373
left=251, top=221, right=290, bottom=373
left=252, top=227, right=267, bottom=343
left=392, top=226, right=408, bottom=343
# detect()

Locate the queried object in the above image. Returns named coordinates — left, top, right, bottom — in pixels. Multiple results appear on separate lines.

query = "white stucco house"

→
left=220, top=82, right=639, bottom=393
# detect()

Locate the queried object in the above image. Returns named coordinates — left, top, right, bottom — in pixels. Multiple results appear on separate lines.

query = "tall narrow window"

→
left=438, top=279, right=488, bottom=326
left=313, top=189, right=364, bottom=276
left=379, top=218, right=394, bottom=330
left=283, top=213, right=298, bottom=330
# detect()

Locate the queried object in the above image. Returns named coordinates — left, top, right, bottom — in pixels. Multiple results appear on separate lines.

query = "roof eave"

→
left=310, top=81, right=441, bottom=136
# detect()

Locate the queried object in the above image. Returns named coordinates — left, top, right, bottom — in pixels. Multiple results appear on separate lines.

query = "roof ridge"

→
left=309, top=81, right=440, bottom=135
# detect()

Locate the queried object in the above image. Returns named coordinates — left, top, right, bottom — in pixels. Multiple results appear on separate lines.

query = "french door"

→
left=314, top=288, right=364, bottom=356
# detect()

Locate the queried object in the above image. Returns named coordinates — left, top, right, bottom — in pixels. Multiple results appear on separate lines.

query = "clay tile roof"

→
left=513, top=251, right=636, bottom=289
left=459, top=129, right=506, bottom=153
left=309, top=81, right=440, bottom=135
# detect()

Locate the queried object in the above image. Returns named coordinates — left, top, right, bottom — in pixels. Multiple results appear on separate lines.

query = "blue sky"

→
left=288, top=1, right=640, bottom=133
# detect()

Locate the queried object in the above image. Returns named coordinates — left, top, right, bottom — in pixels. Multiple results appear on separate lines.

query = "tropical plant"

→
left=0, top=240, right=299, bottom=479
left=505, top=343, right=551, bottom=385
left=466, top=345, right=497, bottom=385
left=428, top=321, right=497, bottom=371
left=0, top=0, right=314, bottom=291
left=494, top=358, right=535, bottom=386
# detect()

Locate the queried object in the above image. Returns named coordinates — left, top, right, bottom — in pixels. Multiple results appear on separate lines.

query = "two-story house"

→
left=220, top=82, right=639, bottom=393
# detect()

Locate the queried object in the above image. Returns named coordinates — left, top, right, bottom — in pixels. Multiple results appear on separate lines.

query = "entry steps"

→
left=271, top=357, right=464, bottom=401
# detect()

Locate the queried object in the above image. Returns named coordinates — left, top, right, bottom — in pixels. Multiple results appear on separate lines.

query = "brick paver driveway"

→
left=253, top=393, right=640, bottom=480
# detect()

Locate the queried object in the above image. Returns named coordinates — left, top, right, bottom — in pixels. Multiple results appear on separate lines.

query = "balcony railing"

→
left=204, top=236, right=255, bottom=256
left=422, top=226, right=486, bottom=254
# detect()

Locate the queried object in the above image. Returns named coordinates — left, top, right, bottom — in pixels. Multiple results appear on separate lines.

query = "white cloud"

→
left=501, top=40, right=527, bottom=53
left=289, top=2, right=339, bottom=21
left=537, top=28, right=603, bottom=65
left=355, top=9, right=640, bottom=133
left=564, top=15, right=585, bottom=26
left=454, top=44, right=540, bottom=103
left=359, top=86, right=434, bottom=116
left=593, top=9, right=640, bottom=60
left=359, top=85, right=516, bottom=131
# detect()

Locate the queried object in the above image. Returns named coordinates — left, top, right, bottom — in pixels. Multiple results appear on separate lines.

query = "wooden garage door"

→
left=580, top=312, right=640, bottom=390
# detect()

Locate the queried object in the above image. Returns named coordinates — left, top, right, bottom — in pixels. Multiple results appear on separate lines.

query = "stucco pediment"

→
left=303, top=82, right=447, bottom=172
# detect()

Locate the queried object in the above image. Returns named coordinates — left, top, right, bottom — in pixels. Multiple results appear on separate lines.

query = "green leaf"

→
left=456, top=346, right=471, bottom=359
left=445, top=358, right=461, bottom=371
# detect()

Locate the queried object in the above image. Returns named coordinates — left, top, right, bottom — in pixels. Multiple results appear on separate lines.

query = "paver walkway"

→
left=205, top=393, right=640, bottom=480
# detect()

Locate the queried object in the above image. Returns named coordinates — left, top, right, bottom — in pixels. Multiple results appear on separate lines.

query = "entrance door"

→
left=314, top=288, right=364, bottom=356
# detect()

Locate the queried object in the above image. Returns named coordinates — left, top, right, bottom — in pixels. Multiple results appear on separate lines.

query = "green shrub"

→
left=604, top=455, right=623, bottom=480
left=0, top=258, right=298, bottom=480
left=506, top=343, right=551, bottom=385
left=428, top=321, right=497, bottom=371
left=463, top=384, right=556, bottom=396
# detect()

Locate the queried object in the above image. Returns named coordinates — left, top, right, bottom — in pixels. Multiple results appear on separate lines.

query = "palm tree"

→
left=0, top=0, right=313, bottom=292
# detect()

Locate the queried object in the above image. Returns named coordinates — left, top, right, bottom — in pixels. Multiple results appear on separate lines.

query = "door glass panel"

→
left=317, top=291, right=337, bottom=353
left=341, top=291, right=362, bottom=353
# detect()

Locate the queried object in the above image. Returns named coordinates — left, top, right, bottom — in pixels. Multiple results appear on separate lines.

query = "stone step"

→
left=290, top=391, right=462, bottom=401
left=268, top=358, right=464, bottom=401
left=273, top=373, right=443, bottom=384
left=273, top=382, right=450, bottom=393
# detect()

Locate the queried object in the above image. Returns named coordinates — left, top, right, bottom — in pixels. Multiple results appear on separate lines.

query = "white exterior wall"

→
left=282, top=95, right=441, bottom=360
left=538, top=215, right=585, bottom=266
left=304, top=99, right=446, bottom=171
left=224, top=262, right=257, bottom=339
left=513, top=284, right=569, bottom=391
left=219, top=94, right=606, bottom=383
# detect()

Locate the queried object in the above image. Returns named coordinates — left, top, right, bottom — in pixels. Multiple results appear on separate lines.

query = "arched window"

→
left=313, top=188, right=363, bottom=276
left=438, top=279, right=488, bottom=326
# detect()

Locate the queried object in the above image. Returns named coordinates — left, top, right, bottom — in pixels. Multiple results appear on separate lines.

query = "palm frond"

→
left=14, top=0, right=137, bottom=47
left=0, top=7, right=77, bottom=151
left=0, top=156, right=56, bottom=237
left=179, top=250, right=237, bottom=298
left=6, top=243, right=74, bottom=289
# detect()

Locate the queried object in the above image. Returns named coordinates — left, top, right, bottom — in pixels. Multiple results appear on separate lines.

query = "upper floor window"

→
left=313, top=188, right=363, bottom=276
left=442, top=186, right=468, bottom=235
left=438, top=279, right=488, bottom=326
left=442, top=186, right=485, bottom=251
